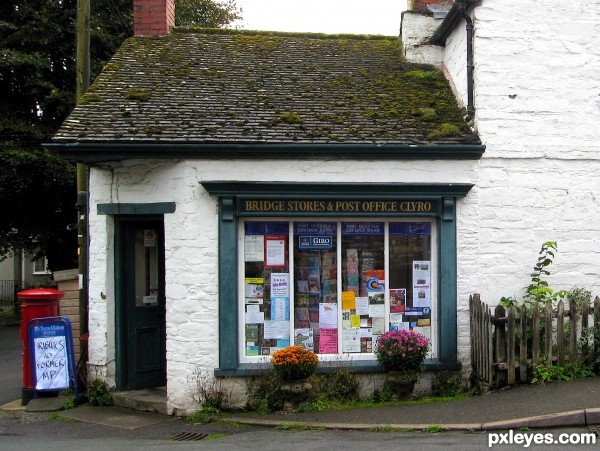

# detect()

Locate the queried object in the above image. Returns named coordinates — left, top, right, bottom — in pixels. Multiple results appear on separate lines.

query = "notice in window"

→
left=342, top=328, right=360, bottom=353
left=412, top=260, right=431, bottom=308
left=244, top=235, right=264, bottom=262
left=265, top=235, right=286, bottom=267
left=244, top=278, right=264, bottom=304
left=319, top=303, right=338, bottom=329
left=390, top=288, right=406, bottom=313
left=319, top=328, right=338, bottom=353
left=264, top=320, right=290, bottom=339
left=294, top=328, right=314, bottom=351
left=271, top=297, right=290, bottom=321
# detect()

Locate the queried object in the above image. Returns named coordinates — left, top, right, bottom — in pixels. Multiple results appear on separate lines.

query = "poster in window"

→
left=244, top=235, right=264, bottom=262
left=265, top=235, right=287, bottom=268
left=319, top=328, right=338, bottom=353
left=244, top=278, right=264, bottom=304
left=294, top=328, right=314, bottom=351
left=319, top=303, right=338, bottom=329
left=343, top=328, right=360, bottom=352
left=271, top=273, right=289, bottom=297
left=412, top=260, right=431, bottom=308
left=271, top=297, right=289, bottom=321
left=355, top=297, right=369, bottom=315
left=390, top=288, right=406, bottom=313
left=263, top=320, right=290, bottom=339
left=245, top=304, right=264, bottom=324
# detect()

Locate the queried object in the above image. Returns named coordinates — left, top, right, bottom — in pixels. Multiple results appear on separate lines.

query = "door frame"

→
left=114, top=215, right=166, bottom=390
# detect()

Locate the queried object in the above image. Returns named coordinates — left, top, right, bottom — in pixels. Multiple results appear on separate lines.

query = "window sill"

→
left=214, top=359, right=461, bottom=377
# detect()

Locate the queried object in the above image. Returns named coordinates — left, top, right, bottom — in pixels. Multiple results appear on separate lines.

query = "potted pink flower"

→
left=375, top=330, right=429, bottom=398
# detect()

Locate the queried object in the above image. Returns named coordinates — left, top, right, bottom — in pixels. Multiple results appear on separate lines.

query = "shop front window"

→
left=240, top=219, right=435, bottom=361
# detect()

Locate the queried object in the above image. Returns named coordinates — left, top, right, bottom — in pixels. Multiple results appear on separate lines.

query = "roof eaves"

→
left=45, top=141, right=485, bottom=164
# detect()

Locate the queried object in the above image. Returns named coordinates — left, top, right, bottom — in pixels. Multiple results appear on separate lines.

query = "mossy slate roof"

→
left=53, top=28, right=480, bottom=149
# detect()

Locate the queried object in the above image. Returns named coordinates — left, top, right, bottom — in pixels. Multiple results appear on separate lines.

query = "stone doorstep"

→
left=112, top=388, right=168, bottom=415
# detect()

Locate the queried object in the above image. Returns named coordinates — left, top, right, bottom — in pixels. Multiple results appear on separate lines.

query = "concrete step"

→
left=112, top=387, right=167, bottom=415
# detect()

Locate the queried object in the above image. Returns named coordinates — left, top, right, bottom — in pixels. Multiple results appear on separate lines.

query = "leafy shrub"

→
left=86, top=379, right=112, bottom=406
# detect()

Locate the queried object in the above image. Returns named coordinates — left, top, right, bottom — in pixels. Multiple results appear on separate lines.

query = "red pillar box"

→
left=18, top=288, right=63, bottom=405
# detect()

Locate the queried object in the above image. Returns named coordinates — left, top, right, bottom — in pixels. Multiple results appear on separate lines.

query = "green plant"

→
left=375, top=330, right=429, bottom=372
left=86, top=379, right=112, bottom=406
left=500, top=242, right=571, bottom=311
left=204, top=433, right=227, bottom=440
left=371, top=386, right=393, bottom=403
left=245, top=372, right=284, bottom=413
left=186, top=406, right=221, bottom=424
left=431, top=371, right=465, bottom=397
left=523, top=241, right=570, bottom=308
left=424, top=425, right=447, bottom=433
left=297, top=399, right=328, bottom=412
left=311, top=368, right=360, bottom=402
left=271, top=346, right=319, bottom=381
left=569, top=287, right=592, bottom=309
left=62, top=399, right=76, bottom=410
left=189, top=369, right=231, bottom=410
left=531, top=358, right=594, bottom=384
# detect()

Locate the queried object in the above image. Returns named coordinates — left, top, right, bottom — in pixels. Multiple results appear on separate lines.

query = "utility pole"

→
left=76, top=0, right=90, bottom=357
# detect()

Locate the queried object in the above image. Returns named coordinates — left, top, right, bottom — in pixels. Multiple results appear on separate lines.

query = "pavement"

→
left=2, top=376, right=600, bottom=433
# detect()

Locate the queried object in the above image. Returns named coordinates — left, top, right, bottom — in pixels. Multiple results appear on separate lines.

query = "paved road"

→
left=0, top=325, right=21, bottom=405
left=0, top=420, right=597, bottom=451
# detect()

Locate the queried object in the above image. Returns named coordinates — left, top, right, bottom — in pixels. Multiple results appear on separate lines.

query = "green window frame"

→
left=201, top=182, right=472, bottom=375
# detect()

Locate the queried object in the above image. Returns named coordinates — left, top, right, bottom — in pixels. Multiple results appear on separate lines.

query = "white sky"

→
left=234, top=0, right=408, bottom=36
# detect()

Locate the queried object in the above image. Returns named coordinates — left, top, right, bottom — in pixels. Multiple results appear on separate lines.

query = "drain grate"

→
left=170, top=432, right=209, bottom=441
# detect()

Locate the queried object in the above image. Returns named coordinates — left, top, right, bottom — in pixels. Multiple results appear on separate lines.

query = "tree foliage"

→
left=0, top=0, right=239, bottom=270
left=0, top=149, right=77, bottom=270
left=0, top=0, right=132, bottom=270
left=175, top=0, right=242, bottom=27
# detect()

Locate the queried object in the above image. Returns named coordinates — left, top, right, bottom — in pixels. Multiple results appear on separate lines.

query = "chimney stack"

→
left=133, top=0, right=175, bottom=37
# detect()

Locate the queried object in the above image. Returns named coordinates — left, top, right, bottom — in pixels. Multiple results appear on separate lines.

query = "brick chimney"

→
left=133, top=0, right=175, bottom=37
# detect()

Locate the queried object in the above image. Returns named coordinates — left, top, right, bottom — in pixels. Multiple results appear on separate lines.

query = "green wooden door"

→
left=117, top=218, right=166, bottom=390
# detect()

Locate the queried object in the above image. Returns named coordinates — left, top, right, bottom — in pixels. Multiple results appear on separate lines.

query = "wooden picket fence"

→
left=469, top=293, right=600, bottom=388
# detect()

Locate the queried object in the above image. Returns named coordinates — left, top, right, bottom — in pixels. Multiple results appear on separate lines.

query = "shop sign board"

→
left=28, top=316, right=78, bottom=397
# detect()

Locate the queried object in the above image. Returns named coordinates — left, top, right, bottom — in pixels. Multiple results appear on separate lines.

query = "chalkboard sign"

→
left=28, top=317, right=78, bottom=397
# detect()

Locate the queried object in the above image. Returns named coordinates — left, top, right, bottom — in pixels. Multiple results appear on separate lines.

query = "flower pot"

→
left=279, top=378, right=312, bottom=411
left=385, top=370, right=418, bottom=400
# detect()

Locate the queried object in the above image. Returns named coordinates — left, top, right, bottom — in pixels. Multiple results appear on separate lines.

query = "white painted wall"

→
left=443, top=0, right=600, bottom=363
left=87, top=158, right=478, bottom=412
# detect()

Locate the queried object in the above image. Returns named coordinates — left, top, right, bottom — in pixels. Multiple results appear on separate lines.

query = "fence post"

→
left=507, top=306, right=515, bottom=385
left=556, top=300, right=564, bottom=366
left=13, top=283, right=19, bottom=316
left=495, top=305, right=506, bottom=387
left=582, top=301, right=589, bottom=364
left=520, top=305, right=528, bottom=382
left=569, top=298, right=577, bottom=362
left=532, top=303, right=540, bottom=366
left=484, top=302, right=492, bottom=385
left=545, top=303, right=553, bottom=369
left=469, top=295, right=478, bottom=381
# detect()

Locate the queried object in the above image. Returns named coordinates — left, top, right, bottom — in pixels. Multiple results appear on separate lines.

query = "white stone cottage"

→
left=48, top=0, right=600, bottom=413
